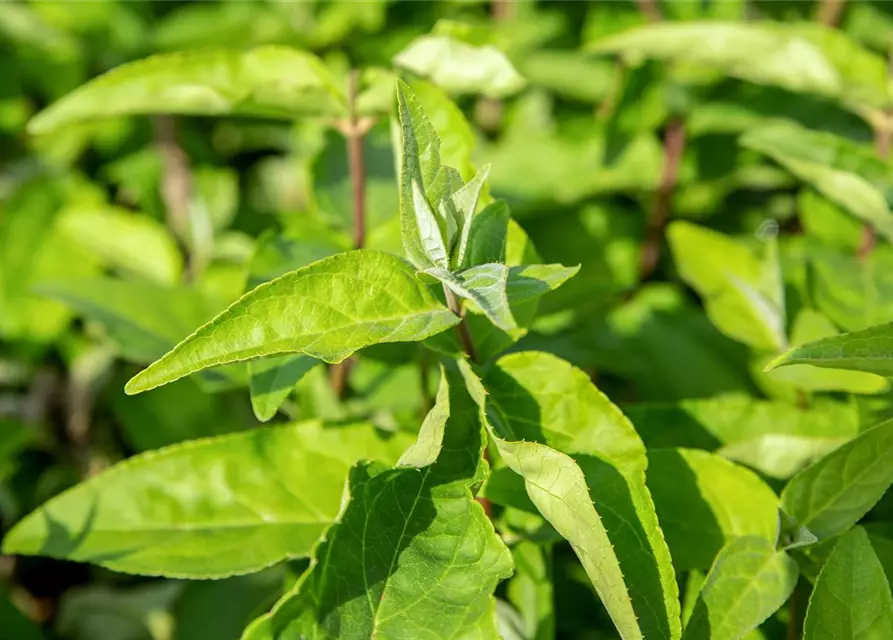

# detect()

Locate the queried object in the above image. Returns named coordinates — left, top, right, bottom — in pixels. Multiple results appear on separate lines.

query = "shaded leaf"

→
left=803, top=527, right=893, bottom=640
left=2, top=421, right=410, bottom=578
left=248, top=355, right=319, bottom=423
left=647, top=448, right=779, bottom=571
left=682, top=537, right=798, bottom=640
left=781, top=418, right=893, bottom=541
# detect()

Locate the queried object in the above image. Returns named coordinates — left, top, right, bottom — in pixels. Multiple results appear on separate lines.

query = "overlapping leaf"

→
left=768, top=320, right=893, bottom=377
left=125, top=250, right=460, bottom=394
left=2, top=421, right=411, bottom=578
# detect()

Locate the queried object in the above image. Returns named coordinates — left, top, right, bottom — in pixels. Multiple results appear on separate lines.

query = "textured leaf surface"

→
left=781, top=418, right=893, bottom=540
left=628, top=395, right=859, bottom=479
left=29, top=47, right=345, bottom=134
left=803, top=527, right=893, bottom=640
left=682, top=537, right=798, bottom=640
left=768, top=321, right=893, bottom=377
left=2, top=421, right=410, bottom=578
left=647, top=449, right=779, bottom=571
left=125, top=250, right=459, bottom=394
left=245, top=363, right=512, bottom=639
left=394, top=35, right=525, bottom=98
left=428, top=263, right=516, bottom=331
left=470, top=354, right=681, bottom=640
left=668, top=221, right=785, bottom=352
left=743, top=124, right=893, bottom=243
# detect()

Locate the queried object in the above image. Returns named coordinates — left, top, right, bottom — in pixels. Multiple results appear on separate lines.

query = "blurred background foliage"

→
left=3, top=1, right=893, bottom=639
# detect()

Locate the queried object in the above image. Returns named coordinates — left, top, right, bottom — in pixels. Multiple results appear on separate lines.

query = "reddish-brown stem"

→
left=443, top=286, right=478, bottom=364
left=816, top=0, right=846, bottom=26
left=634, top=0, right=662, bottom=22
left=153, top=116, right=191, bottom=244
left=639, top=118, right=686, bottom=281
left=347, top=70, right=366, bottom=250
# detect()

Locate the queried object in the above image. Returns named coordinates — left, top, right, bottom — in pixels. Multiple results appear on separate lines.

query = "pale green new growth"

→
left=767, top=320, right=893, bottom=377
left=2, top=422, right=411, bottom=578
left=781, top=418, right=893, bottom=540
left=125, top=250, right=459, bottom=395
left=681, top=537, right=798, bottom=640
left=28, top=46, right=345, bottom=134
left=803, top=527, right=893, bottom=639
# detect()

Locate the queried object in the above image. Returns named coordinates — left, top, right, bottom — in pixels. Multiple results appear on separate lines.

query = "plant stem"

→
left=329, top=70, right=369, bottom=398
left=640, top=117, right=686, bottom=281
left=443, top=286, right=478, bottom=364
left=634, top=0, right=662, bottom=22
left=153, top=115, right=192, bottom=249
left=816, top=0, right=846, bottom=26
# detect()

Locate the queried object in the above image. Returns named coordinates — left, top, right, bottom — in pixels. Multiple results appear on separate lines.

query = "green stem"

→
left=443, top=285, right=478, bottom=364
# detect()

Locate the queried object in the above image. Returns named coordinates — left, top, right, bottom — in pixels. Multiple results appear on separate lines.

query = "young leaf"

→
left=803, top=527, right=893, bottom=639
left=462, top=200, right=510, bottom=269
left=247, top=355, right=318, bottom=422
left=2, top=421, right=411, bottom=578
left=450, top=164, right=490, bottom=269
left=244, top=362, right=512, bottom=639
left=412, top=180, right=449, bottom=268
left=394, top=35, right=525, bottom=98
left=781, top=418, right=893, bottom=541
left=125, top=250, right=460, bottom=395
left=743, top=123, right=893, bottom=243
left=767, top=320, right=893, bottom=377
left=682, top=537, right=798, bottom=640
left=647, top=448, right=779, bottom=571
left=426, top=263, right=517, bottom=331
left=668, top=221, right=785, bottom=352
left=28, top=47, right=346, bottom=135
left=466, top=355, right=681, bottom=640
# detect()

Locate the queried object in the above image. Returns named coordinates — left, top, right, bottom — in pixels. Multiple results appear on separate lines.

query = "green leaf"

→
left=469, top=353, right=681, bottom=640
left=768, top=320, right=893, bottom=377
left=394, top=35, right=525, bottom=98
left=412, top=179, right=449, bottom=268
left=647, top=448, right=779, bottom=571
left=427, top=263, right=516, bottom=331
left=463, top=200, right=510, bottom=269
left=124, top=250, right=460, bottom=395
left=682, top=537, right=798, bottom=640
left=0, top=589, right=43, bottom=640
left=28, top=47, right=346, bottom=135
left=742, top=123, right=893, bottom=243
left=1, top=421, right=410, bottom=578
left=244, top=362, right=512, bottom=640
left=248, top=355, right=319, bottom=423
left=781, top=418, right=893, bottom=541
left=506, top=542, right=554, bottom=640
left=246, top=225, right=349, bottom=289
left=627, top=395, right=860, bottom=480
left=57, top=205, right=182, bottom=284
left=761, top=308, right=888, bottom=394
left=803, top=527, right=893, bottom=640
left=589, top=22, right=841, bottom=100
left=56, top=582, right=181, bottom=640
left=668, top=221, right=785, bottom=352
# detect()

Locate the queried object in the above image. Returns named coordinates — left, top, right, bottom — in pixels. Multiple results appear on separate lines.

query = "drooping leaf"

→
left=28, top=47, right=346, bottom=134
left=2, top=421, right=410, bottom=578
left=248, top=355, right=319, bottom=423
left=468, top=354, right=681, bottom=640
left=647, top=448, right=779, bottom=571
left=768, top=320, right=893, bottom=377
left=125, top=250, right=460, bottom=395
left=627, top=395, right=860, bottom=479
left=57, top=205, right=183, bottom=284
left=803, top=527, right=893, bottom=640
left=743, top=123, right=893, bottom=243
left=780, top=418, right=893, bottom=541
left=394, top=35, right=525, bottom=98
left=244, top=363, right=512, bottom=640
left=668, top=221, right=785, bottom=352
left=682, top=537, right=798, bottom=640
